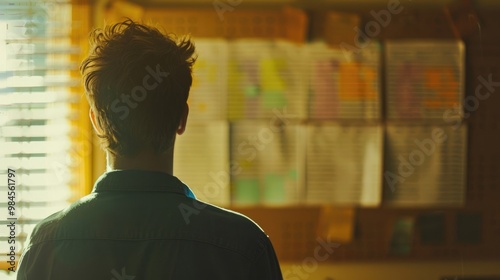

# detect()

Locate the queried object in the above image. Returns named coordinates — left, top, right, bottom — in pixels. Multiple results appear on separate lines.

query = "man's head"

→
left=81, top=19, right=196, bottom=157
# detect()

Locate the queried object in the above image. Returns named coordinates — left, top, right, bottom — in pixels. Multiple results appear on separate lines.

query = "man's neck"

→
left=106, top=148, right=174, bottom=175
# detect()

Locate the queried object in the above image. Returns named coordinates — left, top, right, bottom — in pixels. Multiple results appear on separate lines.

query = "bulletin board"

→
left=103, top=4, right=500, bottom=262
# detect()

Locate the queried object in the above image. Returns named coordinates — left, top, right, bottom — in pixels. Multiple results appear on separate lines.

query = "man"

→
left=17, top=20, right=283, bottom=280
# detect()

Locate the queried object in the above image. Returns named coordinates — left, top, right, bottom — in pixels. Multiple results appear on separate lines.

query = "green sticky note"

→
left=390, top=217, right=414, bottom=255
left=244, top=85, right=260, bottom=97
left=235, top=178, right=259, bottom=204
left=264, top=174, right=285, bottom=203
left=262, top=90, right=287, bottom=109
left=288, top=169, right=298, bottom=180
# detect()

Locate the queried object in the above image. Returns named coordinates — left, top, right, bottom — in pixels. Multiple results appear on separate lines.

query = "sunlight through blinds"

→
left=0, top=1, right=82, bottom=273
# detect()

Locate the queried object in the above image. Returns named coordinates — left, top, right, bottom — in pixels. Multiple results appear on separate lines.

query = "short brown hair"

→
left=81, top=19, right=196, bottom=156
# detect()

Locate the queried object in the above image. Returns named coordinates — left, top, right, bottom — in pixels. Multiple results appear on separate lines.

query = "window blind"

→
left=0, top=1, right=83, bottom=274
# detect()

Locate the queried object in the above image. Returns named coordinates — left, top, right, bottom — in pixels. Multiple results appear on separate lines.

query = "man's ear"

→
left=176, top=103, right=189, bottom=135
left=89, top=108, right=103, bottom=134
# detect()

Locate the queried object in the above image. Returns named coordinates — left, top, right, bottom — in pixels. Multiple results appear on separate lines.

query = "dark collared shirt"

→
left=17, top=170, right=283, bottom=280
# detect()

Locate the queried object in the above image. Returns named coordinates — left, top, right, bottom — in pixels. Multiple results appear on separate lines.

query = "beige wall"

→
left=280, top=260, right=500, bottom=280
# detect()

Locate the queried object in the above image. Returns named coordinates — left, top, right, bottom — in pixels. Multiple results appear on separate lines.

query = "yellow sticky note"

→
left=228, top=60, right=245, bottom=120
left=316, top=206, right=355, bottom=243
left=259, top=58, right=286, bottom=92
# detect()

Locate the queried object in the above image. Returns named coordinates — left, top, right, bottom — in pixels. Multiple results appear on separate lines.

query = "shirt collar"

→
left=91, top=169, right=196, bottom=199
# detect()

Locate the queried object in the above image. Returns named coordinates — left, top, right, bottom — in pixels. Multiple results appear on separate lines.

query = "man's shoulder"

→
left=25, top=209, right=64, bottom=248
left=26, top=193, right=97, bottom=247
left=183, top=199, right=268, bottom=238
left=185, top=200, right=272, bottom=260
